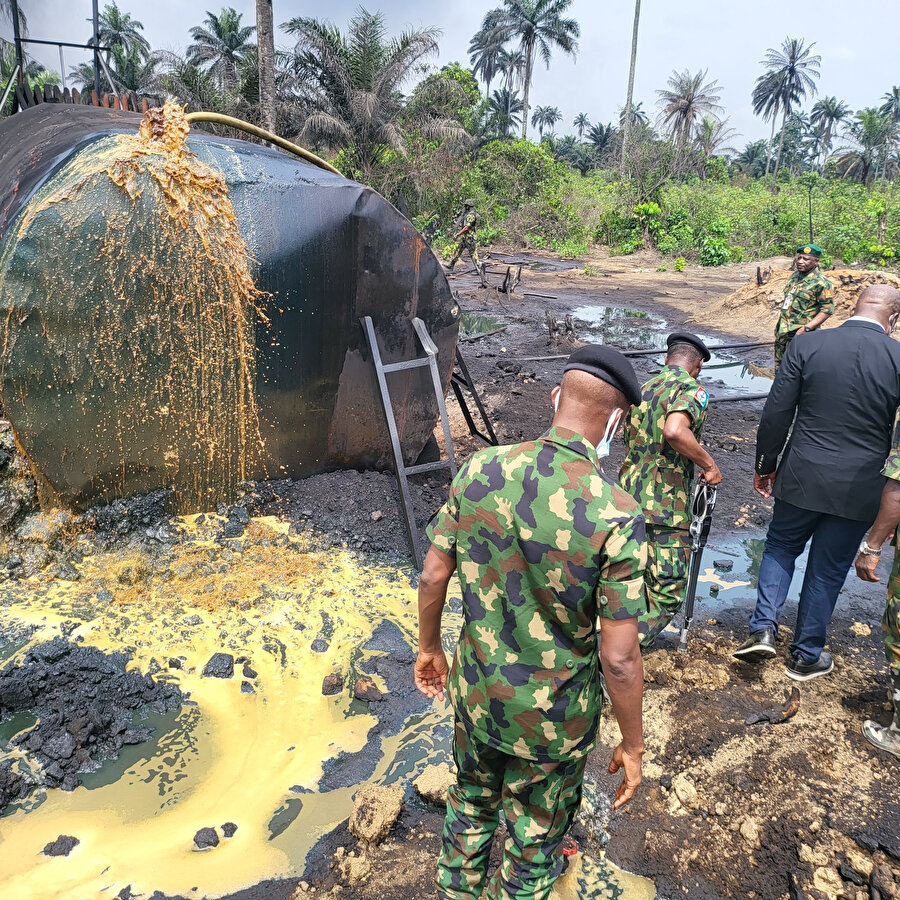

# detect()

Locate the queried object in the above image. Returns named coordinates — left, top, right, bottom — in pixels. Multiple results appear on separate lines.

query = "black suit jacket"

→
left=755, top=320, right=900, bottom=522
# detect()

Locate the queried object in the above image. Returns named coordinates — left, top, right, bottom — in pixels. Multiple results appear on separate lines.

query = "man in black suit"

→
left=734, top=285, right=900, bottom=680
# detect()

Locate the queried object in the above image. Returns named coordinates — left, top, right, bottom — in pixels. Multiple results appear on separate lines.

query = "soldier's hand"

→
left=701, top=462, right=722, bottom=486
left=754, top=472, right=775, bottom=498
left=608, top=741, right=643, bottom=810
left=414, top=649, right=450, bottom=701
left=854, top=552, right=881, bottom=583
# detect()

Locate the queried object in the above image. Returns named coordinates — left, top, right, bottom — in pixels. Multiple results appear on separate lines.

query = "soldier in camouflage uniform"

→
left=447, top=199, right=482, bottom=273
left=620, top=333, right=722, bottom=647
left=855, top=410, right=900, bottom=760
left=414, top=345, right=647, bottom=900
left=774, top=244, right=835, bottom=370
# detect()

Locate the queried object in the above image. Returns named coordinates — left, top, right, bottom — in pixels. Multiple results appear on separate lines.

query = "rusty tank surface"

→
left=0, top=104, right=459, bottom=512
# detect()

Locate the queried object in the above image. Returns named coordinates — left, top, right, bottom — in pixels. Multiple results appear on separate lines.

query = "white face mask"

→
left=596, top=408, right=624, bottom=459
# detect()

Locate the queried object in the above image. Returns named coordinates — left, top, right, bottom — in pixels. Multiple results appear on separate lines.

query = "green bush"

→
left=699, top=236, right=731, bottom=266
left=673, top=256, right=687, bottom=272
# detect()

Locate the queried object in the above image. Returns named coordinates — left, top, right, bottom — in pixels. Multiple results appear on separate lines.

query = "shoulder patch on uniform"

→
left=822, top=288, right=833, bottom=299
left=694, top=387, right=709, bottom=408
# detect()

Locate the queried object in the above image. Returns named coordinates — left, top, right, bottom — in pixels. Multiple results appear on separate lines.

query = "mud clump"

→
left=0, top=637, right=182, bottom=809
left=42, top=834, right=80, bottom=857
left=348, top=783, right=404, bottom=845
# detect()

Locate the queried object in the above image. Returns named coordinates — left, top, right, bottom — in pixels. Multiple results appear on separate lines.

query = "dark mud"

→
left=0, top=637, right=182, bottom=808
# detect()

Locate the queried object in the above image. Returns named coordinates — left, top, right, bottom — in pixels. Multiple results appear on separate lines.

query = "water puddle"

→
left=572, top=304, right=772, bottom=395
left=700, top=356, right=773, bottom=394
left=572, top=306, right=668, bottom=350
left=0, top=514, right=656, bottom=899
left=460, top=312, right=503, bottom=337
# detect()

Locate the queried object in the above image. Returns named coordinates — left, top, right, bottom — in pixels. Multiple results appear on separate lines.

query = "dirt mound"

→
left=699, top=265, right=900, bottom=342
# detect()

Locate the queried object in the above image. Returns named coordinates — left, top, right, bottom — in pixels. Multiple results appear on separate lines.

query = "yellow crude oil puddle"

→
left=0, top=514, right=654, bottom=899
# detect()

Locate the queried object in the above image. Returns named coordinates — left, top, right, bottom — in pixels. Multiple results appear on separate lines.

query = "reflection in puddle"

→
left=701, top=356, right=773, bottom=393
left=572, top=306, right=668, bottom=350
left=460, top=312, right=503, bottom=336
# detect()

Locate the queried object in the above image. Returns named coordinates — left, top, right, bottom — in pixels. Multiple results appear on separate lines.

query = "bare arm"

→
left=600, top=616, right=644, bottom=809
left=856, top=478, right=900, bottom=583
left=415, top=545, right=456, bottom=699
left=663, top=412, right=721, bottom=484
left=805, top=310, right=831, bottom=330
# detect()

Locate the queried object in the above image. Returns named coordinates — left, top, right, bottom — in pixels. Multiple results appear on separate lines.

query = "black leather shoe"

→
left=785, top=651, right=834, bottom=682
left=733, top=627, right=777, bottom=662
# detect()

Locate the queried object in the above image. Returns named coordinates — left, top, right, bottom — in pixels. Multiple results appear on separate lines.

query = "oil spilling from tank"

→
left=0, top=102, right=459, bottom=514
left=0, top=102, right=267, bottom=513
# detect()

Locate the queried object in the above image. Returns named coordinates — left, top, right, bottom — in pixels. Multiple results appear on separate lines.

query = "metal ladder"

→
left=362, top=316, right=458, bottom=569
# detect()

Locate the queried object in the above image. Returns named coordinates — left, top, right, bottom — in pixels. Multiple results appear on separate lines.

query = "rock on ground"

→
left=194, top=827, right=219, bottom=849
left=42, top=835, right=79, bottom=857
left=202, top=652, right=234, bottom=678
left=413, top=764, right=455, bottom=805
left=348, top=783, right=404, bottom=845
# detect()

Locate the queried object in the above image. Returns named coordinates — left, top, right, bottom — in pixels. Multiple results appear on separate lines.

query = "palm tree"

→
left=188, top=7, right=256, bottom=90
left=620, top=0, right=642, bottom=169
left=531, top=104, right=560, bottom=138
left=810, top=95, right=850, bottom=165
left=478, top=0, right=580, bottom=139
left=496, top=46, right=525, bottom=92
left=693, top=115, right=738, bottom=157
left=587, top=121, right=617, bottom=162
left=488, top=86, right=524, bottom=138
left=656, top=68, right=723, bottom=149
left=836, top=108, right=898, bottom=185
left=256, top=0, right=275, bottom=132
left=880, top=87, right=900, bottom=124
left=468, top=25, right=504, bottom=97
left=91, top=3, right=150, bottom=59
left=618, top=100, right=648, bottom=128
left=283, top=10, right=467, bottom=182
left=758, top=37, right=821, bottom=186
left=736, top=139, right=770, bottom=178
left=751, top=69, right=784, bottom=178
left=573, top=112, right=589, bottom=138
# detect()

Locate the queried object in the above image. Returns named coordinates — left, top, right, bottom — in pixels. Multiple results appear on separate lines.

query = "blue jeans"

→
left=749, top=499, right=870, bottom=664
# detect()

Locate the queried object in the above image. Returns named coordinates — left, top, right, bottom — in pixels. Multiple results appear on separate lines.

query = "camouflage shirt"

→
left=455, top=210, right=477, bottom=235
left=620, top=365, right=709, bottom=531
left=776, top=269, right=835, bottom=336
left=427, top=426, right=647, bottom=763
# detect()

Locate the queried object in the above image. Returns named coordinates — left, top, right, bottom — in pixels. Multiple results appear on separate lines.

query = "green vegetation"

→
left=2, top=4, right=898, bottom=269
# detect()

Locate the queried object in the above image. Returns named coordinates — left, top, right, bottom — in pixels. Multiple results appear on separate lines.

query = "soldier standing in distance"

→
left=414, top=345, right=647, bottom=900
left=774, top=243, right=834, bottom=370
left=853, top=413, right=900, bottom=759
left=620, top=333, right=722, bottom=647
left=446, top=199, right=482, bottom=273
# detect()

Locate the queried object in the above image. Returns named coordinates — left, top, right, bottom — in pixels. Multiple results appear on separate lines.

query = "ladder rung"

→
left=382, top=358, right=432, bottom=373
left=403, top=460, right=452, bottom=476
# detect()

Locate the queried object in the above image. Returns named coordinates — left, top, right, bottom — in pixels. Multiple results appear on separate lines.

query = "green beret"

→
left=797, top=243, right=823, bottom=258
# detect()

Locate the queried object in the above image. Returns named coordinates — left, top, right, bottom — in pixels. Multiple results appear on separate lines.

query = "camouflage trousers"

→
left=436, top=718, right=586, bottom=900
left=638, top=526, right=691, bottom=647
left=885, top=551, right=900, bottom=729
left=773, top=330, right=798, bottom=370
left=448, top=236, right=481, bottom=271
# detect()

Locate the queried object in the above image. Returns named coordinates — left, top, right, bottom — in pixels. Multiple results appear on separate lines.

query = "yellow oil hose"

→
left=184, top=111, right=342, bottom=176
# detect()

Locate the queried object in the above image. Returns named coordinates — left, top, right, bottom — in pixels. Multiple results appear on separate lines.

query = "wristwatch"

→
left=802, top=325, right=814, bottom=332
left=858, top=539, right=882, bottom=556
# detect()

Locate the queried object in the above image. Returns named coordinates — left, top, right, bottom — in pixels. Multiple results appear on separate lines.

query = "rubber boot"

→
left=862, top=672, right=900, bottom=760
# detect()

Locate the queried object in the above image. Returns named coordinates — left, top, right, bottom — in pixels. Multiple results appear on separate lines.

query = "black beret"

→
left=563, top=344, right=642, bottom=406
left=667, top=332, right=711, bottom=362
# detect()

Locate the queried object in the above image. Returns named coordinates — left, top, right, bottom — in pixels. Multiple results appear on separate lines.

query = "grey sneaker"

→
left=785, top=651, right=834, bottom=682
left=862, top=721, right=900, bottom=760
left=733, top=627, right=777, bottom=663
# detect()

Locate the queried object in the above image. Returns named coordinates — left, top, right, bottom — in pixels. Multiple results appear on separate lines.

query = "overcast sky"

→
left=6, top=1, right=896, bottom=146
